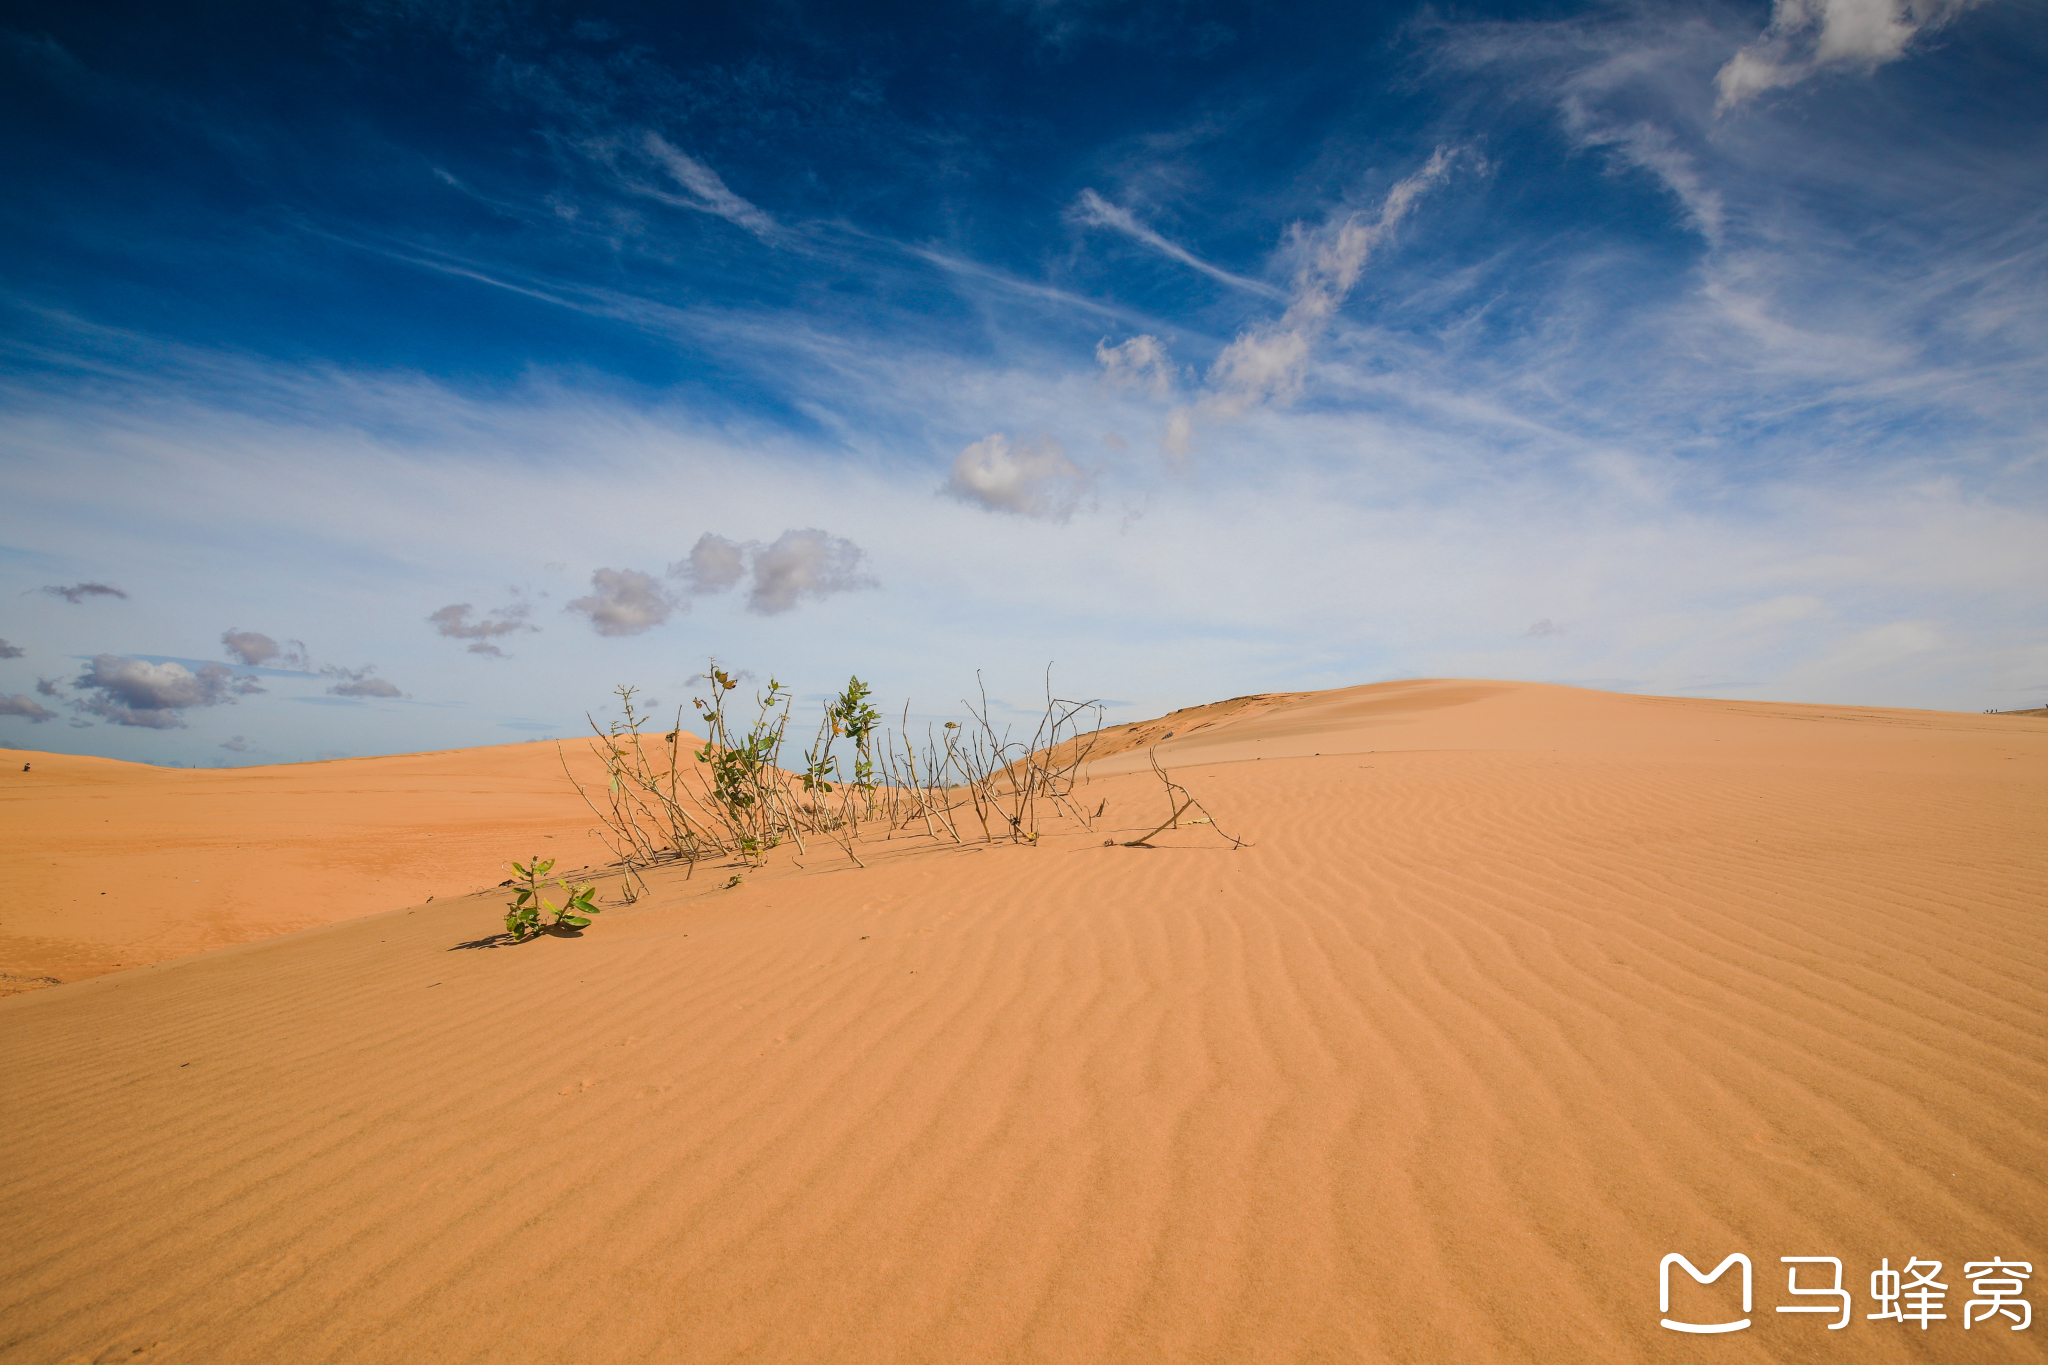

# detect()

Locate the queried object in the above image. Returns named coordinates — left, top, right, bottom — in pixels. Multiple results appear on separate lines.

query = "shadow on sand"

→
left=448, top=926, right=587, bottom=951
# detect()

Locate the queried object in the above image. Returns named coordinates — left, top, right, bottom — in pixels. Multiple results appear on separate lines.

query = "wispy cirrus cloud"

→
left=1070, top=189, right=1286, bottom=299
left=1206, top=147, right=1459, bottom=420
left=1078, top=148, right=1464, bottom=460
left=1428, top=0, right=2044, bottom=448
left=635, top=132, right=780, bottom=240
left=40, top=581, right=127, bottom=604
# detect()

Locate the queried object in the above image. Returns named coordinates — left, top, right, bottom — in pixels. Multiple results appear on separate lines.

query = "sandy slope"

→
left=1, top=741, right=620, bottom=993
left=1, top=680, right=2043, bottom=1363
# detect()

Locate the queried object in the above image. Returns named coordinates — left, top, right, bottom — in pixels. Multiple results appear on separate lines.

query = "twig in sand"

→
left=1116, top=748, right=1248, bottom=849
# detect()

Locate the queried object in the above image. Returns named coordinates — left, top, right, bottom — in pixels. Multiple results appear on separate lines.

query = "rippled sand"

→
left=3, top=680, right=2042, bottom=1363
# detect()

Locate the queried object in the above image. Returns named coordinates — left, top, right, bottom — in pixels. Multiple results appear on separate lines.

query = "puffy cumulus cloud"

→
left=1526, top=619, right=1568, bottom=637
left=670, top=533, right=748, bottom=593
left=1206, top=147, right=1458, bottom=420
left=666, top=530, right=876, bottom=614
left=0, top=694, right=57, bottom=723
left=322, top=665, right=404, bottom=698
left=0, top=639, right=22, bottom=659
left=41, top=582, right=127, bottom=604
left=426, top=601, right=534, bottom=657
left=941, top=434, right=1091, bottom=521
left=221, top=628, right=308, bottom=669
left=71, top=654, right=258, bottom=728
left=1716, top=0, right=1987, bottom=106
left=746, top=529, right=875, bottom=615
left=567, top=568, right=677, bottom=636
left=1096, top=335, right=1177, bottom=400
left=220, top=735, right=250, bottom=752
left=34, top=678, right=59, bottom=696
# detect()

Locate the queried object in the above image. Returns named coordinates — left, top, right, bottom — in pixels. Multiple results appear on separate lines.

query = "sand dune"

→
left=1, top=741, right=619, bottom=993
left=2, top=680, right=2043, bottom=1363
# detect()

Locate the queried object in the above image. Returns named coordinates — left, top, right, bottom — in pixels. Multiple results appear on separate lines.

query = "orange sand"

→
left=0, top=741, right=618, bottom=992
left=1, top=679, right=2043, bottom=1363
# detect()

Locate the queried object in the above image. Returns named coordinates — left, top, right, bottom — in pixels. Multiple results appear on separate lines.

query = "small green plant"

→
left=503, top=856, right=601, bottom=941
left=800, top=674, right=885, bottom=835
left=694, top=664, right=799, bottom=861
left=831, top=675, right=882, bottom=793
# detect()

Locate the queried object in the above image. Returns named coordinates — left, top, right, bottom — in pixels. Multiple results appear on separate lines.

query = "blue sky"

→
left=2, top=0, right=2044, bottom=765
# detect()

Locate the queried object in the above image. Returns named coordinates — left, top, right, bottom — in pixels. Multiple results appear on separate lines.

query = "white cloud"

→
left=1716, top=0, right=1988, bottom=106
left=1431, top=5, right=2040, bottom=419
left=1070, top=190, right=1286, bottom=298
left=321, top=664, right=404, bottom=698
left=1205, top=147, right=1458, bottom=420
left=1161, top=407, right=1193, bottom=462
left=1562, top=114, right=1725, bottom=244
left=71, top=654, right=257, bottom=728
left=221, top=628, right=308, bottom=669
left=640, top=131, right=779, bottom=239
left=0, top=694, right=58, bottom=722
left=1095, top=334, right=1177, bottom=400
left=567, top=567, right=677, bottom=636
left=746, top=529, right=875, bottom=615
left=941, top=433, right=1091, bottom=520
left=670, top=533, right=748, bottom=592
left=328, top=676, right=402, bottom=698
left=664, top=529, right=874, bottom=613
left=426, top=601, right=533, bottom=656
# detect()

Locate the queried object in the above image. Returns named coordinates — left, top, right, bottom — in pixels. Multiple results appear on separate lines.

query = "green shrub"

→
left=503, top=856, right=601, bottom=941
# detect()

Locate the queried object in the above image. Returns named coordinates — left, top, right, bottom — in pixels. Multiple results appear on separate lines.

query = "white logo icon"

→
left=1661, top=1253, right=1753, bottom=1333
